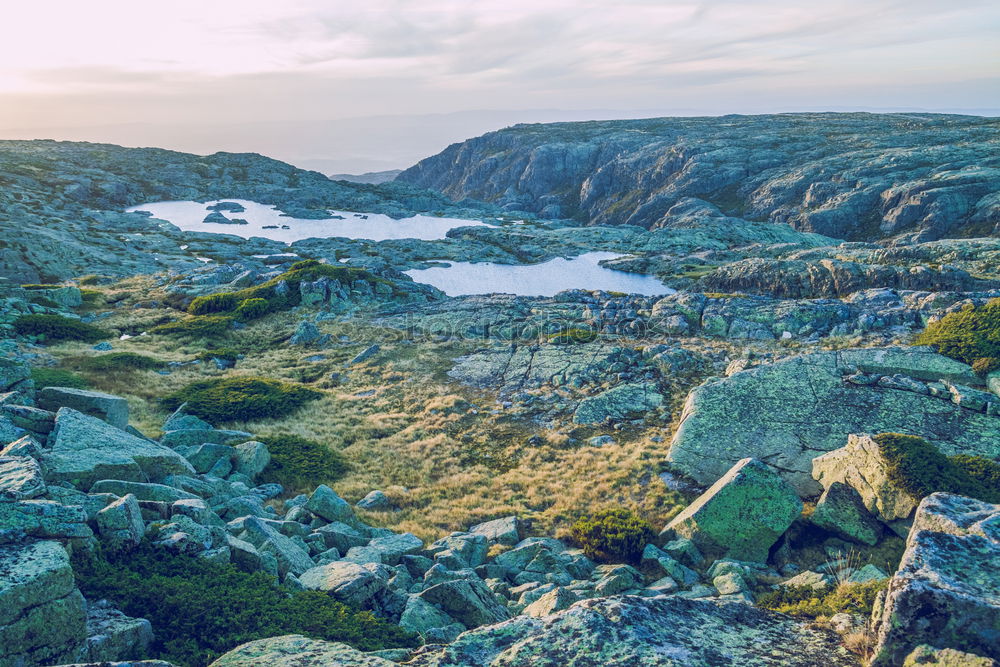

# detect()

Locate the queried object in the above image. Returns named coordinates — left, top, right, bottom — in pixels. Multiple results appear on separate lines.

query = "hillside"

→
left=397, top=113, right=1000, bottom=242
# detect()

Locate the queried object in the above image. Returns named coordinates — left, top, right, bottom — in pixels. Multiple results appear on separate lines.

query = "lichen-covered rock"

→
left=810, top=480, right=884, bottom=545
left=43, top=408, right=194, bottom=488
left=663, top=458, right=802, bottom=562
left=76, top=601, right=153, bottom=663
left=299, top=561, right=389, bottom=608
left=667, top=348, right=1000, bottom=495
left=304, top=484, right=356, bottom=524
left=37, top=387, right=129, bottom=430
left=469, top=516, right=523, bottom=546
left=902, top=645, right=997, bottom=666
left=95, top=494, right=145, bottom=553
left=407, top=595, right=856, bottom=666
left=0, top=540, right=88, bottom=667
left=233, top=441, right=270, bottom=479
left=572, top=381, right=663, bottom=424
left=522, top=587, right=578, bottom=617
left=0, top=499, right=92, bottom=543
left=208, top=635, right=396, bottom=667
left=0, top=455, right=46, bottom=500
left=399, top=594, right=458, bottom=635
left=812, top=433, right=923, bottom=525
left=417, top=578, right=512, bottom=628
left=871, top=493, right=1000, bottom=666
left=239, top=516, right=314, bottom=577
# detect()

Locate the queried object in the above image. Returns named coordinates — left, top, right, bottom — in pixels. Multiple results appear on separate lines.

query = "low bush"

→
left=72, top=543, right=417, bottom=667
left=187, top=292, right=239, bottom=316
left=30, top=367, right=89, bottom=390
left=570, top=508, right=654, bottom=564
left=258, top=433, right=349, bottom=490
left=874, top=433, right=1000, bottom=503
left=80, top=288, right=104, bottom=304
left=547, top=327, right=598, bottom=345
left=234, top=297, right=270, bottom=320
left=162, top=376, right=322, bottom=425
left=150, top=315, right=234, bottom=339
left=971, top=356, right=1000, bottom=377
left=13, top=314, right=109, bottom=343
left=914, top=298, right=1000, bottom=367
left=76, top=352, right=166, bottom=372
left=757, top=580, right=887, bottom=618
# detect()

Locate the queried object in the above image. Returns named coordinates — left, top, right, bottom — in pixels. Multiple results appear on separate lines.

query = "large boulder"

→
left=663, top=458, right=802, bottom=562
left=37, top=387, right=129, bottom=430
left=239, top=517, right=314, bottom=577
left=468, top=516, right=523, bottom=546
left=871, top=493, right=1000, bottom=666
left=0, top=540, right=88, bottom=667
left=0, top=455, right=46, bottom=500
left=667, top=347, right=1000, bottom=495
left=407, top=595, right=856, bottom=666
left=417, top=578, right=512, bottom=628
left=304, top=485, right=356, bottom=524
left=208, top=635, right=395, bottom=667
left=95, top=494, right=145, bottom=553
left=0, top=499, right=92, bottom=543
left=812, top=433, right=923, bottom=528
left=810, top=480, right=884, bottom=545
left=43, top=408, right=194, bottom=488
left=298, top=561, right=388, bottom=608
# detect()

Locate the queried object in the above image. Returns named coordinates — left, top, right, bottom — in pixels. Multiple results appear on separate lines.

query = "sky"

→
left=1, top=0, right=998, bottom=172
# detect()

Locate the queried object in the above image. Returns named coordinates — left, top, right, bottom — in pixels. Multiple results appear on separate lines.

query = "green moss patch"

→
left=72, top=543, right=417, bottom=667
left=757, top=580, right=887, bottom=618
left=259, top=433, right=349, bottom=491
left=874, top=433, right=1000, bottom=503
left=570, top=508, right=654, bottom=564
left=547, top=327, right=598, bottom=345
left=150, top=314, right=234, bottom=339
left=915, top=298, right=1000, bottom=367
left=76, top=352, right=166, bottom=372
left=162, top=376, right=322, bottom=425
left=13, top=314, right=109, bottom=343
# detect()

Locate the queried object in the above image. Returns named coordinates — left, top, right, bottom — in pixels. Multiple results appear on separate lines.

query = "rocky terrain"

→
left=0, top=116, right=999, bottom=666
left=398, top=113, right=1000, bottom=242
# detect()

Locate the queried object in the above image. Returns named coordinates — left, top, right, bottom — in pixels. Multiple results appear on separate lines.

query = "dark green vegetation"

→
left=29, top=367, right=89, bottom=390
left=150, top=314, right=234, bottom=339
left=259, top=433, right=349, bottom=491
left=547, top=327, right=598, bottom=345
left=75, top=352, right=166, bottom=372
left=757, top=580, right=887, bottom=618
left=874, top=433, right=1000, bottom=503
left=915, top=298, right=1000, bottom=367
left=162, top=376, right=322, bottom=425
left=72, top=544, right=417, bottom=667
left=186, top=260, right=385, bottom=319
left=570, top=508, right=654, bottom=564
left=971, top=356, right=1000, bottom=377
left=12, top=314, right=108, bottom=343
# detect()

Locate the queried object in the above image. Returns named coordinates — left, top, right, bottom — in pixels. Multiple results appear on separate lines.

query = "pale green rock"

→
left=89, top=480, right=198, bottom=503
left=522, top=587, right=578, bottom=617
left=406, top=595, right=857, bottom=666
left=159, top=428, right=252, bottom=449
left=812, top=433, right=922, bottom=523
left=871, top=493, right=1000, bottom=666
left=667, top=348, right=1000, bottom=496
left=0, top=499, right=92, bottom=542
left=304, top=484, right=356, bottom=524
left=239, top=516, right=314, bottom=577
left=77, top=603, right=154, bottom=663
left=399, top=594, right=458, bottom=634
left=988, top=371, right=1000, bottom=399
left=811, top=481, right=883, bottom=545
left=847, top=564, right=889, bottom=584
left=0, top=455, right=46, bottom=500
left=664, top=458, right=802, bottom=562
left=96, top=493, right=145, bottom=552
left=418, top=578, right=512, bottom=628
left=38, top=387, right=129, bottom=430
left=233, top=441, right=270, bottom=479
left=572, top=381, right=663, bottom=424
left=298, top=561, right=388, bottom=608
left=903, top=645, right=996, bottom=666
left=44, top=408, right=194, bottom=488
left=208, top=635, right=396, bottom=667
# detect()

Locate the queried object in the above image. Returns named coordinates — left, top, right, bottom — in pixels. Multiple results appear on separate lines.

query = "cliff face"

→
left=396, top=113, right=1000, bottom=242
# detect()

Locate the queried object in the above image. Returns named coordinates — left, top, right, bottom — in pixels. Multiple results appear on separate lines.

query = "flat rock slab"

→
left=0, top=455, right=46, bottom=500
left=573, top=381, right=663, bottom=424
left=38, top=387, right=129, bottom=430
left=667, top=347, right=1000, bottom=496
left=43, top=408, right=194, bottom=488
left=449, top=343, right=628, bottom=392
left=407, top=594, right=856, bottom=666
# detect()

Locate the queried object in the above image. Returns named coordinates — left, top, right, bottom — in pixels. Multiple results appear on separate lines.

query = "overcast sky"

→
left=1, top=1, right=998, bottom=172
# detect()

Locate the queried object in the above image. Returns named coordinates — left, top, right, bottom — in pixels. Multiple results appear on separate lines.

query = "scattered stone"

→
left=356, top=490, right=394, bottom=511
left=469, top=516, right=523, bottom=546
left=347, top=344, right=380, bottom=366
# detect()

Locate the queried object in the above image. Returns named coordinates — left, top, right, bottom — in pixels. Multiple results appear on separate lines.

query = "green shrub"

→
left=162, top=376, right=322, bottom=425
left=757, top=580, right=887, bottom=618
left=914, top=299, right=1000, bottom=366
left=72, top=543, right=416, bottom=667
left=13, top=314, right=109, bottom=343
left=30, top=367, right=89, bottom=390
left=77, top=352, right=166, bottom=372
left=570, top=508, right=654, bottom=564
left=874, top=433, right=1000, bottom=503
left=26, top=294, right=59, bottom=308
left=187, top=292, right=239, bottom=316
left=547, top=327, right=598, bottom=345
left=259, top=433, right=349, bottom=490
left=234, top=297, right=270, bottom=320
left=151, top=315, right=234, bottom=339
left=78, top=275, right=101, bottom=285
left=950, top=454, right=1000, bottom=493
left=80, top=289, right=103, bottom=304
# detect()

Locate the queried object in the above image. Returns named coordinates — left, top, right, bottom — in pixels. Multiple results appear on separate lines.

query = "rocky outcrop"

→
left=399, top=113, right=1000, bottom=242
left=208, top=635, right=395, bottom=667
left=666, top=347, right=1000, bottom=495
left=406, top=595, right=857, bottom=666
left=871, top=493, right=1000, bottom=666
